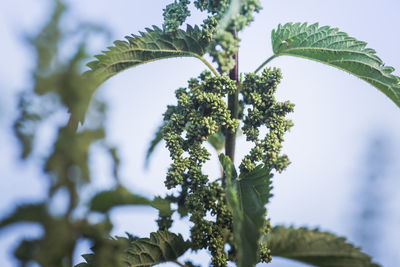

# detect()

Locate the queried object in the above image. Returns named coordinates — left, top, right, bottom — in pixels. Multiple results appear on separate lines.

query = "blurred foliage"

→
left=0, top=0, right=162, bottom=266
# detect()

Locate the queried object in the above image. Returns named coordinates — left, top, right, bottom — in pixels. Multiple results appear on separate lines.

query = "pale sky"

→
left=1, top=1, right=400, bottom=266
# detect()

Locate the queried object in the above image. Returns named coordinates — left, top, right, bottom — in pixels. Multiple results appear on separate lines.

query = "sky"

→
left=0, top=0, right=400, bottom=266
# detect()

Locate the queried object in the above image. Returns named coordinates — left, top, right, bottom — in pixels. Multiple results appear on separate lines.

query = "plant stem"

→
left=225, top=30, right=239, bottom=164
left=173, top=260, right=186, bottom=267
left=254, top=55, right=277, bottom=73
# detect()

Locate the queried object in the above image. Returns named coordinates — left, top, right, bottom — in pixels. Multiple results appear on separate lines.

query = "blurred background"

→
left=0, top=0, right=399, bottom=266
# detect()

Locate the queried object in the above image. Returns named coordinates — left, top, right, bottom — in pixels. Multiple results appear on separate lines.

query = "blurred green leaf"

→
left=0, top=204, right=49, bottom=228
left=151, top=196, right=174, bottom=217
left=90, top=186, right=151, bottom=213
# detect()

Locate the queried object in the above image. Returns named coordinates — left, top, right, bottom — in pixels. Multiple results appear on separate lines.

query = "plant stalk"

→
left=225, top=30, right=239, bottom=164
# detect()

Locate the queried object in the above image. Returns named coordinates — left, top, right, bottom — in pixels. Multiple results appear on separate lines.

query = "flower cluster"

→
left=163, top=71, right=237, bottom=188
left=163, top=0, right=191, bottom=32
left=162, top=71, right=238, bottom=266
left=163, top=0, right=262, bottom=73
left=259, top=221, right=273, bottom=263
left=240, top=68, right=294, bottom=173
left=194, top=0, right=262, bottom=73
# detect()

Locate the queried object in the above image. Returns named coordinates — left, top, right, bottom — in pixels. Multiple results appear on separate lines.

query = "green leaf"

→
left=90, top=186, right=151, bottom=213
left=69, top=25, right=212, bottom=127
left=269, top=22, right=400, bottom=108
left=219, top=154, right=273, bottom=267
left=76, top=231, right=190, bottom=267
left=264, top=225, right=380, bottom=267
left=88, top=25, right=209, bottom=82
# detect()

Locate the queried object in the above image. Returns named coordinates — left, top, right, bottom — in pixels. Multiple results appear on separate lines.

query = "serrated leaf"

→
left=90, top=186, right=151, bottom=213
left=270, top=22, right=400, bottom=107
left=264, top=225, right=380, bottom=267
left=75, top=254, right=95, bottom=267
left=88, top=25, right=208, bottom=82
left=76, top=231, right=190, bottom=267
left=219, top=154, right=273, bottom=267
left=69, top=25, right=210, bottom=126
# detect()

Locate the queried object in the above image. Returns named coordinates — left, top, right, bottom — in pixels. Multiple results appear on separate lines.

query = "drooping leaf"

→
left=144, top=122, right=165, bottom=169
left=88, top=24, right=209, bottom=82
left=264, top=225, right=380, bottom=267
left=69, top=25, right=211, bottom=127
left=269, top=22, right=400, bottom=107
left=76, top=231, right=190, bottom=267
left=90, top=186, right=151, bottom=213
left=219, top=154, right=273, bottom=267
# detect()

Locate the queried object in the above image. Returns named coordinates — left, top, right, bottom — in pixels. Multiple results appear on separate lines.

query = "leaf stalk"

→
left=173, top=260, right=186, bottom=267
left=197, top=56, right=219, bottom=76
left=254, top=55, right=277, bottom=73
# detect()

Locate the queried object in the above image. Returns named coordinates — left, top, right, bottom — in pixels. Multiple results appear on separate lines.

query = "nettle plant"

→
left=2, top=0, right=400, bottom=267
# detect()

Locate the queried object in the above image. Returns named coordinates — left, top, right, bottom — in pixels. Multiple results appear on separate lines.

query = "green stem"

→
left=254, top=55, right=277, bottom=73
left=197, top=56, right=220, bottom=76
left=173, top=260, right=186, bottom=267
